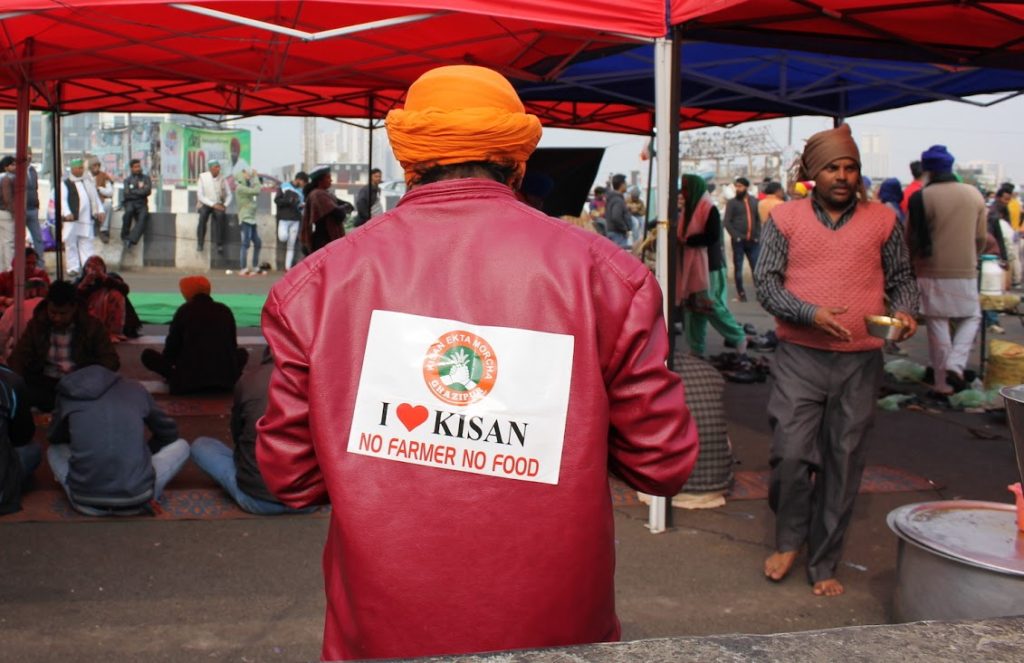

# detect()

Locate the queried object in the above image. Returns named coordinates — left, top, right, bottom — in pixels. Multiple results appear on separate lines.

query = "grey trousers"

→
left=767, top=341, right=882, bottom=583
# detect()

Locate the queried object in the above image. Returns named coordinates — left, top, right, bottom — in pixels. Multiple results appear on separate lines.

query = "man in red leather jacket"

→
left=257, top=65, right=698, bottom=661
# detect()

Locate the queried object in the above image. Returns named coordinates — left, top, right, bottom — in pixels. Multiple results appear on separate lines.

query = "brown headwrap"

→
left=386, top=65, right=542, bottom=187
left=179, top=275, right=211, bottom=301
left=799, top=123, right=861, bottom=181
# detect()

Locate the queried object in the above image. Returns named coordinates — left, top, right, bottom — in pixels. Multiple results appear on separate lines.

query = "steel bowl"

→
left=865, top=314, right=904, bottom=340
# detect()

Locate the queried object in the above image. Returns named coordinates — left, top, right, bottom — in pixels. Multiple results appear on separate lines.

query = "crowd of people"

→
left=0, top=268, right=305, bottom=521
left=0, top=63, right=1019, bottom=661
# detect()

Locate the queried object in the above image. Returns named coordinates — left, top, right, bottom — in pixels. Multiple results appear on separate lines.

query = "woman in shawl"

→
left=300, top=167, right=353, bottom=254
left=678, top=174, right=748, bottom=360
left=73, top=255, right=141, bottom=341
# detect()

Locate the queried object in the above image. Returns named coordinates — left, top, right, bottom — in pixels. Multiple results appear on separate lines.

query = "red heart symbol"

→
left=396, top=403, right=429, bottom=432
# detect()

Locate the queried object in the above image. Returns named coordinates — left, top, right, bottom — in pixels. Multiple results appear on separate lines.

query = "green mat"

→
left=129, top=293, right=268, bottom=328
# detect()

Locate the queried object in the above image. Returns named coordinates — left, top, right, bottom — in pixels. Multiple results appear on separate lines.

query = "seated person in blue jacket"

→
left=191, top=348, right=313, bottom=515
left=0, top=365, right=40, bottom=515
left=47, top=365, right=189, bottom=514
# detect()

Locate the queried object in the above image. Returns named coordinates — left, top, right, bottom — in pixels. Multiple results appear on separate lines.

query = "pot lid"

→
left=887, top=500, right=1024, bottom=576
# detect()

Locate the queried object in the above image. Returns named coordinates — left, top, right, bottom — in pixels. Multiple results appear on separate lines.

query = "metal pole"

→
left=12, top=83, right=29, bottom=344
left=642, top=131, right=655, bottom=241
left=50, top=108, right=64, bottom=280
left=648, top=28, right=682, bottom=534
left=367, top=94, right=374, bottom=209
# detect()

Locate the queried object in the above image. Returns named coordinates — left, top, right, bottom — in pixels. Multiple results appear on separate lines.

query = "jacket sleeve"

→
left=605, top=268, right=698, bottom=496
left=144, top=395, right=180, bottom=447
left=235, top=178, right=260, bottom=197
left=256, top=289, right=327, bottom=507
left=722, top=200, right=741, bottom=240
left=603, top=196, right=626, bottom=234
left=355, top=186, right=371, bottom=222
left=7, top=371, right=35, bottom=447
left=139, top=175, right=152, bottom=198
left=163, top=308, right=185, bottom=362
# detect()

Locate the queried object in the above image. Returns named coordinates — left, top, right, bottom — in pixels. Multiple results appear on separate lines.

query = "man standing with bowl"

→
left=754, top=124, right=920, bottom=597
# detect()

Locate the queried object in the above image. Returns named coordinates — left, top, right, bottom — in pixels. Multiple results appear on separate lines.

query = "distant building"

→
left=859, top=133, right=890, bottom=182
left=962, top=160, right=1005, bottom=192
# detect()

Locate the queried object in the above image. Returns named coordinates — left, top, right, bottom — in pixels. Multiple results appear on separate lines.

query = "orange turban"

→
left=386, top=65, right=542, bottom=187
left=799, top=123, right=861, bottom=181
left=179, top=275, right=211, bottom=301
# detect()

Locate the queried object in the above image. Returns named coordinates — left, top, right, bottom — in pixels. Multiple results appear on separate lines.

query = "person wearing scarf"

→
left=878, top=178, right=905, bottom=224
left=754, top=123, right=919, bottom=598
left=257, top=64, right=697, bottom=661
left=59, top=158, right=102, bottom=277
left=907, top=145, right=988, bottom=394
left=678, top=174, right=747, bottom=359
left=299, top=167, right=351, bottom=254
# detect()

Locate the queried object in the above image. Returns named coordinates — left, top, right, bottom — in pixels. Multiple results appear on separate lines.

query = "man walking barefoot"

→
left=755, top=124, right=920, bottom=596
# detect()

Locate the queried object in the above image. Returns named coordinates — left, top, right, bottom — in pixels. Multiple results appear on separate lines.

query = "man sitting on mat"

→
left=141, top=276, right=248, bottom=395
left=10, top=281, right=120, bottom=412
left=47, top=365, right=189, bottom=516
left=191, top=348, right=314, bottom=515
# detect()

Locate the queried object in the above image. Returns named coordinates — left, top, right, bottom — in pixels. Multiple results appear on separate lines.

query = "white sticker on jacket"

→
left=346, top=310, right=574, bottom=485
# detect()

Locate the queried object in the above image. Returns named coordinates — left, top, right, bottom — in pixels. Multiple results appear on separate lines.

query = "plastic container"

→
left=980, top=254, right=1005, bottom=296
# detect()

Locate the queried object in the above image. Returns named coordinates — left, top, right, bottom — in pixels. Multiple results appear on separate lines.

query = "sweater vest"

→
left=773, top=199, right=894, bottom=352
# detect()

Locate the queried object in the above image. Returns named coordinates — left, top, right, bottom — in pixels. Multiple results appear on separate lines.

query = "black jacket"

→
left=10, top=304, right=120, bottom=381
left=604, top=190, right=632, bottom=234
left=163, top=293, right=242, bottom=394
left=232, top=350, right=280, bottom=503
left=274, top=187, right=303, bottom=222
left=26, top=166, right=39, bottom=210
left=0, top=367, right=36, bottom=514
left=123, top=173, right=152, bottom=203
left=48, top=366, right=178, bottom=503
left=354, top=184, right=379, bottom=226
left=723, top=195, right=760, bottom=242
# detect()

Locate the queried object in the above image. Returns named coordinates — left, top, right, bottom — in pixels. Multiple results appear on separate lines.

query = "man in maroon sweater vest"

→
left=754, top=124, right=920, bottom=597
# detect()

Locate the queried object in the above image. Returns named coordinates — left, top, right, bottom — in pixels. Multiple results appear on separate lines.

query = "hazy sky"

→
left=245, top=93, right=1024, bottom=187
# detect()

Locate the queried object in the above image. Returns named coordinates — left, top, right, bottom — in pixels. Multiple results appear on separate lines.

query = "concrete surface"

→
left=399, top=617, right=1024, bottom=662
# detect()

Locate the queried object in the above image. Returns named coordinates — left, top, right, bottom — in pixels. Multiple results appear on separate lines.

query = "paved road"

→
left=2, top=269, right=1021, bottom=662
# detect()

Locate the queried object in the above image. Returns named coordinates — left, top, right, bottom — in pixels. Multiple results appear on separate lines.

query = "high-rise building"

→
left=859, top=133, right=890, bottom=181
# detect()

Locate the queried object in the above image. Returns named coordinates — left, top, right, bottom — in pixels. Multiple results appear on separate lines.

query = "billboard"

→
left=160, top=123, right=251, bottom=186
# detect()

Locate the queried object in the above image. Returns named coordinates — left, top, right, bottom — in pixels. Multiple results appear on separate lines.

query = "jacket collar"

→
left=396, top=178, right=517, bottom=208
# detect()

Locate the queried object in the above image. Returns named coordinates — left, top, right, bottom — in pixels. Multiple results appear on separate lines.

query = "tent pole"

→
left=367, top=94, right=374, bottom=209
left=51, top=106, right=64, bottom=281
left=647, top=27, right=681, bottom=535
left=642, top=130, right=655, bottom=241
left=12, top=82, right=29, bottom=345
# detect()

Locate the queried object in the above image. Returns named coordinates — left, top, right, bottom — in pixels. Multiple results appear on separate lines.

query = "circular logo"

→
left=422, top=330, right=498, bottom=406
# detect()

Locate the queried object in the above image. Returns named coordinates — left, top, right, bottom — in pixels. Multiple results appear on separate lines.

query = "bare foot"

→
left=812, top=578, right=845, bottom=597
left=764, top=550, right=799, bottom=581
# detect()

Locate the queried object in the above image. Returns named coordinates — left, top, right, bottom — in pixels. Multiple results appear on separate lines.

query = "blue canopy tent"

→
left=518, top=40, right=1024, bottom=131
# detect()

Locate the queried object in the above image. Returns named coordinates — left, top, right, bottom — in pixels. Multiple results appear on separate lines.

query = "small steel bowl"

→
left=865, top=314, right=904, bottom=341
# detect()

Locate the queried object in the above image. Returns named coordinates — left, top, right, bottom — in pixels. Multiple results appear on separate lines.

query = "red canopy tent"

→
left=0, top=1, right=660, bottom=114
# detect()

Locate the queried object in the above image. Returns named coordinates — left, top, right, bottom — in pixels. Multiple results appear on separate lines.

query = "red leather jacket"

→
left=257, top=178, right=698, bottom=661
